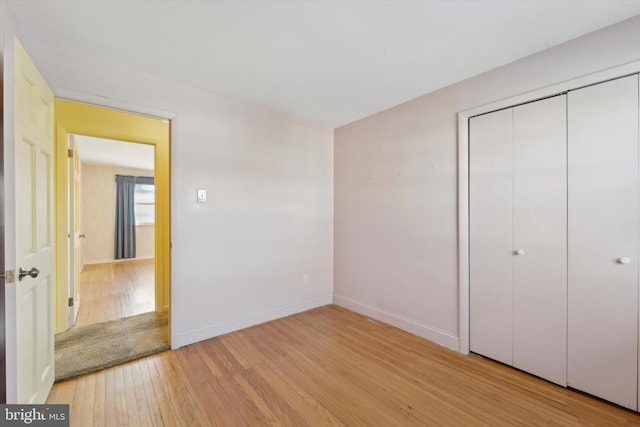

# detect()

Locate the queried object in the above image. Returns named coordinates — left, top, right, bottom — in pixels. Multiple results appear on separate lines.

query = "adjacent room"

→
left=74, top=136, right=156, bottom=326
left=53, top=135, right=169, bottom=383
left=3, top=0, right=640, bottom=425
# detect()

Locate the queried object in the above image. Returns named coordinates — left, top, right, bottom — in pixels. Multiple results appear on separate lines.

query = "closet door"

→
left=512, top=96, right=567, bottom=386
left=469, top=108, right=513, bottom=365
left=568, top=75, right=639, bottom=410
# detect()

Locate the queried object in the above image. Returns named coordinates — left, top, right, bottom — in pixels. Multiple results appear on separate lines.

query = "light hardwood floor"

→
left=75, top=259, right=155, bottom=327
left=48, top=305, right=640, bottom=426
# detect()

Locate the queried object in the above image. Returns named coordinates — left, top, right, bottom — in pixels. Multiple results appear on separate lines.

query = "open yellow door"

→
left=14, top=38, right=55, bottom=403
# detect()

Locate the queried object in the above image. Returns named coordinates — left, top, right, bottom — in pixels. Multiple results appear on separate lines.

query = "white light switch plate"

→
left=197, top=189, right=207, bottom=203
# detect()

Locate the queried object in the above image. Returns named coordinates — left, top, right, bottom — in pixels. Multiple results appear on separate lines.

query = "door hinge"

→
left=67, top=149, right=74, bottom=158
left=68, top=297, right=74, bottom=307
left=0, top=270, right=15, bottom=283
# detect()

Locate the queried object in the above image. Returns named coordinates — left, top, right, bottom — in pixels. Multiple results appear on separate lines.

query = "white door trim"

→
left=457, top=59, right=640, bottom=355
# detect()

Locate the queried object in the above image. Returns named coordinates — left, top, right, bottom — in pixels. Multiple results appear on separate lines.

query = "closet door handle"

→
left=515, top=249, right=525, bottom=256
left=618, top=257, right=631, bottom=264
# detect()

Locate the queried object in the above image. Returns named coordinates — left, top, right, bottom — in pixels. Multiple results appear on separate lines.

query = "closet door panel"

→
left=469, top=108, right=513, bottom=365
left=568, top=75, right=639, bottom=410
left=512, top=95, right=567, bottom=386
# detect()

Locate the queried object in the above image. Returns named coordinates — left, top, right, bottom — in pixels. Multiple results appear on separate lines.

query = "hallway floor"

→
left=75, top=259, right=155, bottom=327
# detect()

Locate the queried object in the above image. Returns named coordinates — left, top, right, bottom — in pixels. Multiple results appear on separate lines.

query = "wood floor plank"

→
left=147, top=356, right=187, bottom=427
left=48, top=305, right=640, bottom=426
left=168, top=349, right=221, bottom=426
left=70, top=373, right=89, bottom=426
left=199, top=338, right=246, bottom=377
left=172, top=347, right=230, bottom=426
left=251, top=357, right=346, bottom=427
left=46, top=379, right=75, bottom=409
left=113, top=365, right=130, bottom=426
left=102, top=369, right=118, bottom=427
left=81, top=375, right=98, bottom=426
left=136, top=362, right=157, bottom=427
left=123, top=362, right=151, bottom=427
left=92, top=370, right=106, bottom=427
left=311, top=315, right=522, bottom=425
left=272, top=343, right=417, bottom=426
left=234, top=367, right=308, bottom=426
left=137, top=357, right=174, bottom=427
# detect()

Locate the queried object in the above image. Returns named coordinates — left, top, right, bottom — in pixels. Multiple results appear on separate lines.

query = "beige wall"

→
left=20, top=10, right=331, bottom=350
left=31, top=48, right=335, bottom=350
left=334, top=16, right=640, bottom=350
left=81, top=163, right=155, bottom=265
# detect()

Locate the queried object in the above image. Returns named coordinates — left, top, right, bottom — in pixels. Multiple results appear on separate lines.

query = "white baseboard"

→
left=172, top=295, right=333, bottom=349
left=333, top=294, right=459, bottom=351
left=85, top=256, right=154, bottom=265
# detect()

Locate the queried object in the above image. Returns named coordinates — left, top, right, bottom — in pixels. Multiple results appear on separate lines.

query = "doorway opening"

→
left=53, top=100, right=170, bottom=380
left=70, top=136, right=156, bottom=327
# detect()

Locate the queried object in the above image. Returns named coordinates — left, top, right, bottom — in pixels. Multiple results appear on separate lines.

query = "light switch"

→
left=197, top=189, right=207, bottom=203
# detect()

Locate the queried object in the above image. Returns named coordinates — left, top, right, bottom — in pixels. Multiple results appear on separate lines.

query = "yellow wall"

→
left=54, top=100, right=170, bottom=334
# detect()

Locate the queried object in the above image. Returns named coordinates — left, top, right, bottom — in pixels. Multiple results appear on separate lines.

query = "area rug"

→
left=55, top=311, right=169, bottom=382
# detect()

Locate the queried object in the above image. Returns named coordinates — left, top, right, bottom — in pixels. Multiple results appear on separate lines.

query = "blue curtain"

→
left=114, top=175, right=154, bottom=260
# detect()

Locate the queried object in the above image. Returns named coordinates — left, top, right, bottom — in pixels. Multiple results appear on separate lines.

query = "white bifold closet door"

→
left=470, top=95, right=567, bottom=385
left=470, top=108, right=514, bottom=366
left=567, top=75, right=639, bottom=410
left=512, top=97, right=567, bottom=386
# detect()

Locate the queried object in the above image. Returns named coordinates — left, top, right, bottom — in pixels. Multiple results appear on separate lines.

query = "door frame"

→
left=457, top=59, right=640, bottom=355
left=53, top=100, right=171, bottom=336
left=0, top=52, right=5, bottom=404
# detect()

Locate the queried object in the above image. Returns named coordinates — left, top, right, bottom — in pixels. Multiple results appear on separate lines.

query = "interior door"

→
left=512, top=95, right=567, bottom=386
left=568, top=74, right=639, bottom=410
left=470, top=97, right=568, bottom=383
left=14, top=39, right=55, bottom=403
left=469, top=108, right=513, bottom=366
left=68, top=136, right=81, bottom=326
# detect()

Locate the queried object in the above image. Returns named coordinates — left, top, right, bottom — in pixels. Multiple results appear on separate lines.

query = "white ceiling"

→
left=10, top=0, right=640, bottom=128
left=74, top=135, right=154, bottom=171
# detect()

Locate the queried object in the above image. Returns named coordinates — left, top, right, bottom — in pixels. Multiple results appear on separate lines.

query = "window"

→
left=134, top=184, right=155, bottom=225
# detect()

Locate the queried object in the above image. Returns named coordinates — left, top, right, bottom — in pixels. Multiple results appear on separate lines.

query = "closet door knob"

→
left=515, top=249, right=525, bottom=256
left=618, top=257, right=631, bottom=264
